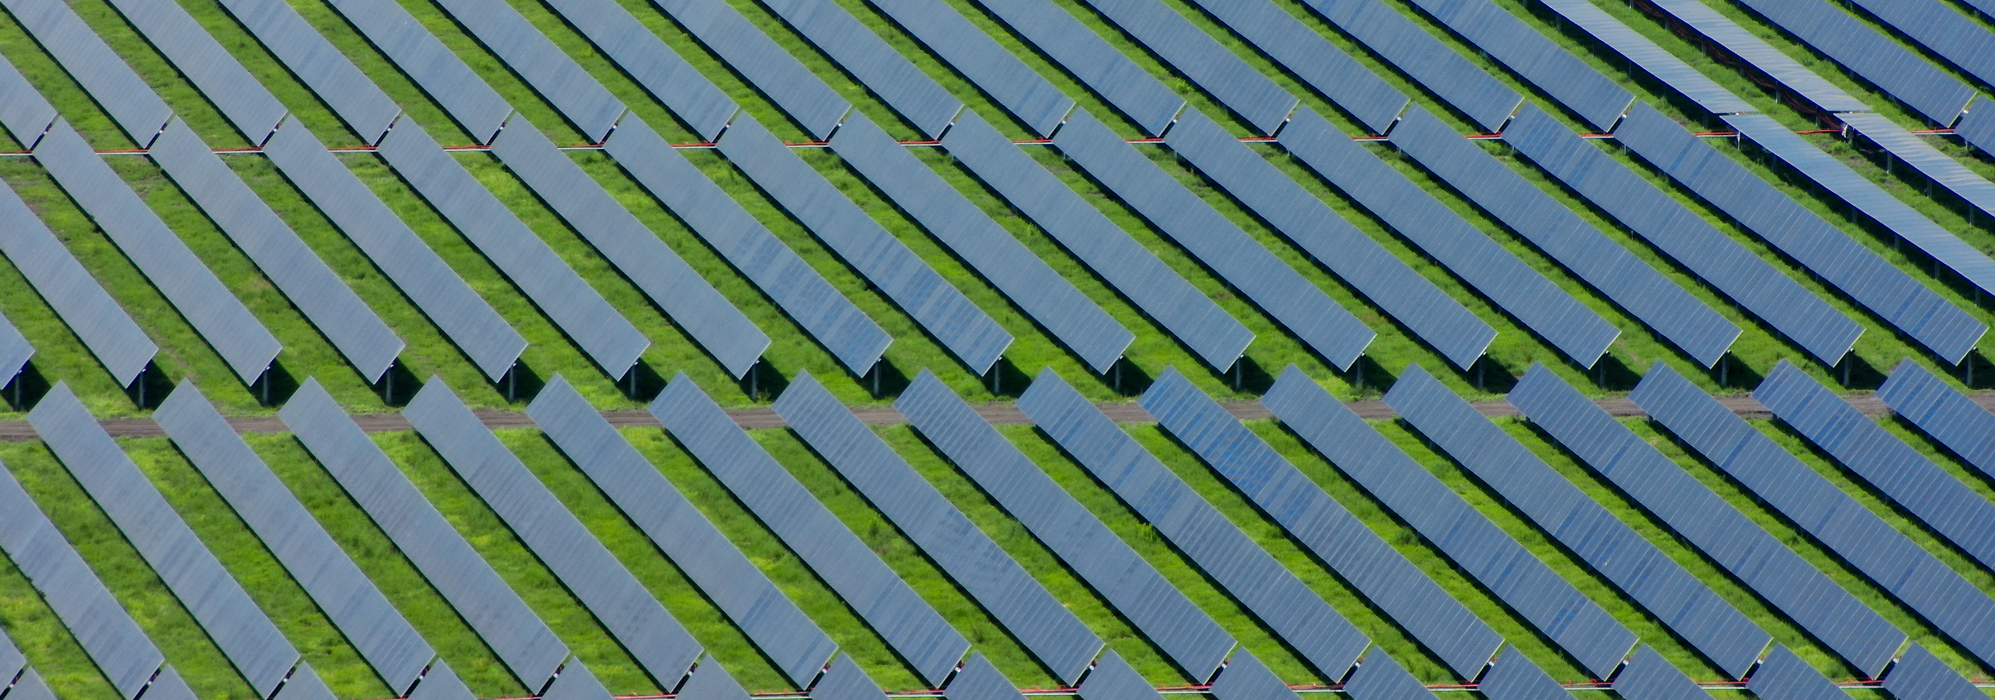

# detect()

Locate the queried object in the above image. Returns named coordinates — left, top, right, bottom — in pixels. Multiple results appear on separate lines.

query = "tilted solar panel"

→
left=321, top=0, right=510, bottom=142
left=1474, top=654, right=1573, bottom=700
left=1850, top=0, right=1995, bottom=89
left=539, top=659, right=615, bottom=700
left=1505, top=364, right=1902, bottom=677
left=531, top=0, right=738, bottom=140
left=1296, top=0, right=1520, bottom=131
left=774, top=371, right=1101, bottom=684
left=0, top=459, right=163, bottom=699
left=717, top=115, right=1012, bottom=373
left=1631, top=363, right=1995, bottom=669
left=865, top=0, right=1071, bottom=136
left=809, top=657, right=887, bottom=700
left=1074, top=652, right=1163, bottom=700
left=1843, top=113, right=1995, bottom=219
left=1205, top=650, right=1300, bottom=700
left=943, top=654, right=1025, bottom=700
left=488, top=120, right=769, bottom=378
left=1504, top=106, right=1862, bottom=364
left=827, top=114, right=1129, bottom=373
left=1876, top=360, right=1995, bottom=479
left=1016, top=369, right=1368, bottom=679
left=148, top=120, right=405, bottom=382
left=0, top=50, right=54, bottom=139
left=427, top=0, right=625, bottom=140
left=759, top=0, right=961, bottom=138
left=938, top=111, right=1251, bottom=370
left=896, top=371, right=1236, bottom=679
left=1390, top=107, right=1737, bottom=367
left=1280, top=109, right=1619, bottom=367
left=0, top=313, right=26, bottom=385
left=1611, top=646, right=1711, bottom=700
left=0, top=176, right=152, bottom=385
left=1338, top=651, right=1436, bottom=700
left=1953, top=104, right=1995, bottom=158
left=1268, top=366, right=1633, bottom=679
left=28, top=383, right=299, bottom=697
left=1140, top=368, right=1502, bottom=680
left=1881, top=644, right=1984, bottom=700
left=1165, top=106, right=1494, bottom=370
left=280, top=379, right=571, bottom=687
left=1533, top=0, right=1754, bottom=115
left=1059, top=110, right=1373, bottom=370
left=216, top=0, right=399, bottom=142
left=1, top=0, right=172, bottom=144
left=1733, top=0, right=1972, bottom=123
left=155, top=381, right=433, bottom=694
left=650, top=0, right=849, bottom=139
left=1744, top=646, right=1844, bottom=700
left=7, top=666, right=55, bottom=700
left=1640, top=0, right=1866, bottom=113
left=1380, top=366, right=1764, bottom=677
left=1076, top=0, right=1296, bottom=134
left=1183, top=0, right=1406, bottom=134
left=1402, top=0, right=1630, bottom=130
left=0, top=609, right=21, bottom=682
left=677, top=657, right=753, bottom=700
left=98, top=0, right=287, bottom=142
left=971, top=0, right=1182, bottom=135
left=650, top=374, right=969, bottom=686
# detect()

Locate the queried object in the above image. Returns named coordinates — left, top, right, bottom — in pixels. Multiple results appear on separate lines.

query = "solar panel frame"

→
left=1611, top=646, right=1711, bottom=700
left=1732, top=0, right=1973, bottom=124
left=943, top=654, right=1025, bottom=700
left=1843, top=112, right=1995, bottom=218
left=1881, top=644, right=1984, bottom=700
left=405, top=657, right=477, bottom=700
left=0, top=311, right=25, bottom=384
left=865, top=0, right=1072, bottom=136
left=1139, top=368, right=1503, bottom=680
left=1401, top=0, right=1631, bottom=130
left=322, top=0, right=511, bottom=142
left=677, top=657, right=752, bottom=700
left=1850, top=0, right=1995, bottom=91
left=649, top=0, right=849, bottom=139
left=1473, top=654, right=1570, bottom=700
left=1075, top=0, right=1296, bottom=134
left=1876, top=360, right=1995, bottom=479
left=216, top=0, right=399, bottom=142
left=1206, top=650, right=1299, bottom=700
left=538, top=659, right=613, bottom=700
left=279, top=379, right=571, bottom=688
left=759, top=0, right=961, bottom=138
left=1338, top=651, right=1434, bottom=700
left=1074, top=652, right=1162, bottom=700
left=8, top=666, right=55, bottom=700
left=1296, top=0, right=1520, bottom=131
left=1640, top=0, right=1866, bottom=112
left=1534, top=0, right=1754, bottom=115
left=809, top=657, right=886, bottom=700
left=535, top=0, right=737, bottom=140
left=1744, top=646, right=1845, bottom=700
left=2, top=0, right=172, bottom=145
left=0, top=177, right=153, bottom=386
left=98, top=0, right=288, bottom=142
left=426, top=0, right=625, bottom=141
left=1183, top=0, right=1405, bottom=134
left=971, top=0, right=1183, bottom=135
left=650, top=374, right=969, bottom=686
left=0, top=51, right=55, bottom=141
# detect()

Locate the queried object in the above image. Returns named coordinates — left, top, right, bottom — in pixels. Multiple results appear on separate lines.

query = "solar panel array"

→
left=1535, top=0, right=1753, bottom=115
left=1745, top=646, right=1845, bottom=700
left=0, top=174, right=150, bottom=385
left=1611, top=646, right=1710, bottom=700
left=1882, top=643, right=1987, bottom=700
left=1737, top=0, right=1973, bottom=124
left=1401, top=0, right=1632, bottom=130
left=1182, top=0, right=1405, bottom=133
left=1298, top=0, right=1520, bottom=130
left=1076, top=0, right=1296, bottom=135
left=1641, top=0, right=1866, bottom=112
left=1842, top=113, right=1995, bottom=220
left=1877, top=360, right=1995, bottom=479
left=973, top=0, right=1180, bottom=135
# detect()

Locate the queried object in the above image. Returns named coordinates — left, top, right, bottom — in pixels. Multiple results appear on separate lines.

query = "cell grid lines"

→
left=971, top=0, right=1182, bottom=135
left=0, top=0, right=171, bottom=143
left=427, top=0, right=625, bottom=141
left=1745, top=646, right=1846, bottom=700
left=1842, top=113, right=1995, bottom=222
left=1611, top=646, right=1712, bottom=700
left=1076, top=0, right=1297, bottom=135
left=1732, top=0, right=1974, bottom=124
left=1297, top=0, right=1521, bottom=131
left=321, top=0, right=510, bottom=142
left=1534, top=0, right=1754, bottom=115
left=214, top=0, right=398, bottom=142
left=1183, top=0, right=1406, bottom=134
left=1876, top=360, right=1995, bottom=479
left=0, top=170, right=152, bottom=385
left=651, top=0, right=850, bottom=139
left=864, top=0, right=1069, bottom=137
left=1881, top=644, right=1986, bottom=699
left=1639, top=0, right=1866, bottom=113
left=759, top=0, right=961, bottom=138
left=1402, top=0, right=1632, bottom=130
left=98, top=0, right=286, bottom=142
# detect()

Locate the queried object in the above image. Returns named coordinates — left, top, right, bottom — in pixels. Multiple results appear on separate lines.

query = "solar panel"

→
left=1504, top=106, right=1863, bottom=364
left=677, top=657, right=752, bottom=700
left=864, top=0, right=1073, bottom=136
left=539, top=660, right=614, bottom=700
left=827, top=114, right=1129, bottom=373
left=487, top=120, right=768, bottom=378
left=374, top=120, right=650, bottom=374
left=216, top=0, right=399, bottom=142
left=98, top=0, right=287, bottom=142
left=0, top=617, right=21, bottom=683
left=1639, top=0, right=1866, bottom=113
left=1505, top=363, right=1902, bottom=677
left=1631, top=363, right=1995, bottom=670
left=258, top=118, right=526, bottom=381
left=0, top=459, right=164, bottom=700
left=1075, top=0, right=1296, bottom=134
left=1206, top=650, right=1299, bottom=700
left=144, top=666, right=199, bottom=700
left=1138, top=368, right=1502, bottom=680
left=0, top=310, right=28, bottom=384
left=943, top=654, right=1025, bottom=700
left=1339, top=652, right=1435, bottom=700
left=148, top=120, right=405, bottom=382
left=425, top=0, right=625, bottom=141
left=528, top=0, right=734, bottom=140
left=970, top=0, right=1183, bottom=135
left=1843, top=113, right=1995, bottom=218
left=1754, top=360, right=1995, bottom=571
left=1164, top=107, right=1493, bottom=370
left=279, top=378, right=571, bottom=687
left=406, top=658, right=477, bottom=700
left=1860, top=0, right=1995, bottom=90
left=1882, top=644, right=1983, bottom=700
left=895, top=371, right=1236, bottom=680
left=601, top=119, right=889, bottom=375
left=1954, top=104, right=1995, bottom=157
left=1744, top=646, right=1844, bottom=700
left=1016, top=369, right=1367, bottom=679
left=1182, top=0, right=1406, bottom=134
left=0, top=178, right=152, bottom=385
left=1059, top=110, right=1373, bottom=370
left=1724, top=114, right=1995, bottom=352
left=1266, top=366, right=1632, bottom=679
left=650, top=374, right=969, bottom=686
left=7, top=666, right=55, bottom=700
left=320, top=0, right=510, bottom=142
left=1400, top=0, right=1630, bottom=130
left=0, top=51, right=54, bottom=140
left=773, top=371, right=1102, bottom=684
left=1611, top=646, right=1710, bottom=700
left=1474, top=654, right=1570, bottom=700
left=274, top=662, right=338, bottom=700
left=1279, top=109, right=1619, bottom=367
left=4, top=0, right=172, bottom=145
left=1378, top=365, right=1765, bottom=678
left=1295, top=0, right=1520, bottom=131
left=937, top=111, right=1251, bottom=370
left=810, top=657, right=886, bottom=700
left=1390, top=106, right=1737, bottom=367
left=758, top=0, right=961, bottom=138
left=716, top=115, right=1012, bottom=373
left=1735, top=0, right=1972, bottom=123
left=1533, top=0, right=1754, bottom=115
left=1074, top=652, right=1163, bottom=700
left=154, top=381, right=433, bottom=694
left=28, top=383, right=299, bottom=697
left=648, top=0, right=849, bottom=139
left=1876, top=360, right=1995, bottom=479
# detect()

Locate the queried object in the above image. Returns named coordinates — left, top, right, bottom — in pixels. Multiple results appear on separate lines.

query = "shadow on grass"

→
left=4, top=362, right=50, bottom=411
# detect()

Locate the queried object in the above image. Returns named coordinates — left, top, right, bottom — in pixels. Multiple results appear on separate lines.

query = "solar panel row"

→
left=0, top=0, right=171, bottom=144
left=1876, top=360, right=1995, bottom=479
left=810, top=657, right=887, bottom=700
left=1473, top=653, right=1571, bottom=700
left=1953, top=105, right=1995, bottom=157
left=1640, top=0, right=1866, bottom=113
left=943, top=654, right=1025, bottom=700
left=773, top=371, right=1101, bottom=684
left=0, top=314, right=25, bottom=385
left=1267, top=366, right=1633, bottom=679
left=1338, top=651, right=1436, bottom=700
left=896, top=371, right=1236, bottom=680
left=1630, top=363, right=1995, bottom=670
left=1841, top=113, right=1995, bottom=221
left=537, top=0, right=735, bottom=140
left=1184, top=0, right=1406, bottom=134
left=1845, top=0, right=1995, bottom=89
left=6, top=666, right=56, bottom=700
left=153, top=381, right=434, bottom=694
left=0, top=174, right=151, bottom=385
left=970, top=0, right=1182, bottom=135
left=1058, top=109, right=1372, bottom=370
left=1505, top=364, right=1903, bottom=677
left=1610, top=646, right=1711, bottom=700
left=1015, top=369, right=1367, bottom=679
left=1882, top=644, right=1985, bottom=700
left=1075, top=651, right=1163, bottom=700
left=650, top=0, right=849, bottom=139
left=650, top=375, right=969, bottom=686
left=27, top=383, right=299, bottom=697
left=759, top=0, right=960, bottom=138
left=676, top=657, right=753, bottom=700
left=1734, top=0, right=1974, bottom=124
left=98, top=0, right=285, bottom=142
left=0, top=458, right=163, bottom=699
left=1206, top=650, right=1301, bottom=700
left=1389, top=106, right=1738, bottom=368
left=1534, top=0, right=1754, bottom=115
left=1139, top=368, right=1503, bottom=680
left=1297, top=0, right=1520, bottom=131
left=1380, top=366, right=1766, bottom=678
left=428, top=0, right=624, bottom=141
left=214, top=0, right=398, bottom=142
left=1077, top=0, right=1296, bottom=135
left=1744, top=646, right=1845, bottom=700
left=1402, top=0, right=1631, bottom=130
left=321, top=0, right=511, bottom=142
left=280, top=379, right=572, bottom=688
left=1504, top=106, right=1864, bottom=364
left=866, top=0, right=1071, bottom=136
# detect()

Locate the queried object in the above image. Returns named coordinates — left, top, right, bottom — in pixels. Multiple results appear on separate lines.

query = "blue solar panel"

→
left=1166, top=107, right=1494, bottom=370
left=809, top=656, right=887, bottom=700
left=1876, top=360, right=1995, bottom=480
left=649, top=0, right=849, bottom=139
left=1505, top=106, right=1863, bottom=364
left=0, top=312, right=26, bottom=385
left=1339, top=651, right=1435, bottom=700
left=1611, top=646, right=1710, bottom=700
left=1641, top=0, right=1866, bottom=113
left=943, top=654, right=1025, bottom=700
left=1733, top=0, right=1973, bottom=124
left=865, top=0, right=1071, bottom=136
left=677, top=656, right=752, bottom=700
left=1058, top=109, right=1372, bottom=370
left=532, top=0, right=737, bottom=140
left=1953, top=104, right=1995, bottom=159
left=1842, top=113, right=1995, bottom=221
left=758, top=0, right=961, bottom=138
left=1505, top=363, right=1903, bottom=677
left=1016, top=369, right=1368, bottom=679
left=1853, top=0, right=1995, bottom=91
left=1474, top=653, right=1571, bottom=700
left=650, top=374, right=969, bottom=686
left=773, top=371, right=1102, bottom=684
left=1140, top=368, right=1502, bottom=680
left=1281, top=109, right=1618, bottom=367
left=1631, top=363, right=1995, bottom=670
left=971, top=0, right=1183, bottom=135
left=1206, top=650, right=1299, bottom=700
left=1075, top=0, right=1296, bottom=134
left=1533, top=0, right=1754, bottom=115
left=1881, top=644, right=1983, bottom=700
left=896, top=370, right=1235, bottom=680
left=0, top=50, right=54, bottom=140
left=1390, top=106, right=1737, bottom=367
left=1182, top=0, right=1406, bottom=134
left=321, top=0, right=511, bottom=142
left=1296, top=0, right=1520, bottom=131
left=1744, top=646, right=1844, bottom=700
left=5, top=0, right=172, bottom=145
left=98, top=0, right=286, bottom=141
left=215, top=0, right=399, bottom=142
left=1379, top=365, right=1765, bottom=678
left=1401, top=0, right=1630, bottom=130
left=426, top=0, right=625, bottom=140
left=0, top=172, right=153, bottom=386
left=1074, top=651, right=1163, bottom=700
